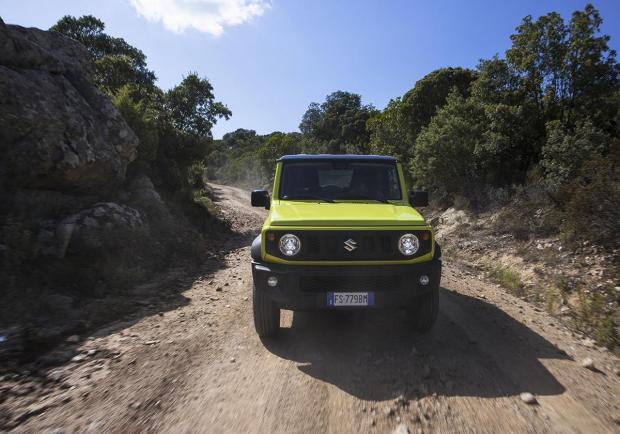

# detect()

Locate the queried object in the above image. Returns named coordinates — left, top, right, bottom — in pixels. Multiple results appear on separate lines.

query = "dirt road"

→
left=5, top=184, right=620, bottom=433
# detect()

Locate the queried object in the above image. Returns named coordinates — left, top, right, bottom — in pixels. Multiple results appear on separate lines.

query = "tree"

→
left=50, top=15, right=156, bottom=95
left=299, top=91, right=377, bottom=153
left=368, top=67, right=476, bottom=163
left=165, top=73, right=231, bottom=139
left=412, top=91, right=486, bottom=193
left=220, top=128, right=262, bottom=156
left=506, top=4, right=619, bottom=128
left=541, top=120, right=615, bottom=194
left=471, top=57, right=521, bottom=106
left=257, top=132, right=303, bottom=177
left=400, top=67, right=476, bottom=139
left=111, top=86, right=159, bottom=162
left=412, top=89, right=536, bottom=194
left=368, top=98, right=409, bottom=161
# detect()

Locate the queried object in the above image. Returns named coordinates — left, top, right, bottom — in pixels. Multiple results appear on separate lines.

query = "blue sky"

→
left=2, top=0, right=619, bottom=138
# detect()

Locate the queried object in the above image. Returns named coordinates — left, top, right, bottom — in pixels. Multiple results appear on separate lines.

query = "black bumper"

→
left=251, top=259, right=442, bottom=310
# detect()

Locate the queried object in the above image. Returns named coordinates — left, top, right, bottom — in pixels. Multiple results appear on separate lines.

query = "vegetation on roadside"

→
left=0, top=15, right=233, bottom=354
left=487, top=265, right=525, bottom=296
left=212, top=4, right=619, bottom=254
left=50, top=15, right=231, bottom=219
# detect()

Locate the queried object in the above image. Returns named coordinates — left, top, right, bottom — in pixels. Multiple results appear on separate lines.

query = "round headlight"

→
left=398, top=233, right=419, bottom=256
left=279, top=234, right=301, bottom=256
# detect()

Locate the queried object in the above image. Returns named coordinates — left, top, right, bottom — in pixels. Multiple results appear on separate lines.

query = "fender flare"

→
left=434, top=241, right=442, bottom=259
left=251, top=235, right=262, bottom=261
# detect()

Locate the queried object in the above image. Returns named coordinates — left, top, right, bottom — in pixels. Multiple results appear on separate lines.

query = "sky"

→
left=2, top=0, right=619, bottom=138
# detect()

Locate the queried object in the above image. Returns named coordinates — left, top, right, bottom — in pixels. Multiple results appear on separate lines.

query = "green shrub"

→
left=542, top=120, right=612, bottom=194
left=560, top=153, right=620, bottom=249
left=111, top=85, right=159, bottom=162
left=488, top=265, right=524, bottom=295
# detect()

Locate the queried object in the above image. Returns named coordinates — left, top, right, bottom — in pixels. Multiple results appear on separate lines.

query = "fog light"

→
left=419, top=275, right=430, bottom=286
left=267, top=276, right=278, bottom=287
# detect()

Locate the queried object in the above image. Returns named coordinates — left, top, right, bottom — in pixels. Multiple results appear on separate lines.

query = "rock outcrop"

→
left=0, top=18, right=148, bottom=330
left=0, top=18, right=211, bottom=362
left=0, top=17, right=138, bottom=193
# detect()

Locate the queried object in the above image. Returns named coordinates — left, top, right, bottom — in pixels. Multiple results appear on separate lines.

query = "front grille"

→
left=265, top=230, right=432, bottom=261
left=300, top=275, right=403, bottom=292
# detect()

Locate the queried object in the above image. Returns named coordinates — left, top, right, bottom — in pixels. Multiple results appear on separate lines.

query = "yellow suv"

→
left=250, top=155, right=441, bottom=337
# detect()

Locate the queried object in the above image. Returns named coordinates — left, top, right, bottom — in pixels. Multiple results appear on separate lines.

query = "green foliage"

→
left=412, top=91, right=485, bottom=193
left=368, top=98, right=410, bottom=162
left=575, top=286, right=619, bottom=350
left=369, top=68, right=476, bottom=163
left=506, top=4, right=618, bottom=125
left=210, top=129, right=267, bottom=187
left=257, top=132, right=303, bottom=179
left=165, top=73, right=231, bottom=139
left=210, top=130, right=309, bottom=188
left=407, top=4, right=618, bottom=234
left=541, top=120, right=613, bottom=193
left=400, top=67, right=476, bottom=142
left=561, top=153, right=620, bottom=249
left=111, top=86, right=159, bottom=162
left=299, top=91, right=377, bottom=153
left=487, top=265, right=525, bottom=295
left=50, top=15, right=156, bottom=95
left=51, top=15, right=230, bottom=240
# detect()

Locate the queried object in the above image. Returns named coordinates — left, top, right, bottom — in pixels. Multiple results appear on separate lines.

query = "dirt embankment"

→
left=1, top=184, right=619, bottom=433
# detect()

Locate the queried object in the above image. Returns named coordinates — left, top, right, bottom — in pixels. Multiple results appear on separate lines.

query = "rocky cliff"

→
left=0, top=18, right=138, bottom=192
left=0, top=18, right=209, bottom=362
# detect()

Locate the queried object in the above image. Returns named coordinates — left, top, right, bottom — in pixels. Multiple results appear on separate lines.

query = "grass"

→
left=487, top=265, right=525, bottom=296
left=574, top=286, right=619, bottom=351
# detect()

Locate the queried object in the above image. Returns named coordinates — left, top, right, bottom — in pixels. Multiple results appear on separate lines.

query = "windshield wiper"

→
left=281, top=194, right=335, bottom=203
left=338, top=195, right=390, bottom=203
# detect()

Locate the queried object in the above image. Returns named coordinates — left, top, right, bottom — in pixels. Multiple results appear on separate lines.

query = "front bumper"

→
left=251, top=259, right=442, bottom=310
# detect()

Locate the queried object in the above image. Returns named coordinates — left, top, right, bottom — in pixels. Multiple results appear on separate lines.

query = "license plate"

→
left=327, top=292, right=374, bottom=307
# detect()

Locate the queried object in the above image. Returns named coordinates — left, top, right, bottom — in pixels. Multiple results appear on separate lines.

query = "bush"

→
left=411, top=91, right=486, bottom=193
left=111, top=85, right=159, bottom=162
left=561, top=153, right=620, bottom=249
left=411, top=90, right=534, bottom=195
left=542, top=120, right=612, bottom=194
left=487, top=265, right=525, bottom=295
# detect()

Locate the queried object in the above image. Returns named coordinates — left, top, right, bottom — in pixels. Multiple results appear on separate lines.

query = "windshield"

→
left=279, top=160, right=402, bottom=202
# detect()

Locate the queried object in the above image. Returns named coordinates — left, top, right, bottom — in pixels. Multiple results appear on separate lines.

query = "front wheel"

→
left=412, top=287, right=439, bottom=333
left=253, top=285, right=280, bottom=337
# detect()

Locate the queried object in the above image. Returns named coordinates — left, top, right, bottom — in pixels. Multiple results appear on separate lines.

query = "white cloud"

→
left=128, top=0, right=271, bottom=36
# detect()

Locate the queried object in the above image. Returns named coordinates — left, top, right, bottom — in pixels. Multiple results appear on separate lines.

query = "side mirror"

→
left=251, top=190, right=270, bottom=210
left=409, top=190, right=429, bottom=207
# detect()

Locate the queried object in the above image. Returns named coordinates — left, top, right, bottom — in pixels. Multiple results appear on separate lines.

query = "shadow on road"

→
left=263, top=288, right=570, bottom=401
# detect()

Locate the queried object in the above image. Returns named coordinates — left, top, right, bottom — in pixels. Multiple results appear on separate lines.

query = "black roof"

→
left=277, top=154, right=397, bottom=162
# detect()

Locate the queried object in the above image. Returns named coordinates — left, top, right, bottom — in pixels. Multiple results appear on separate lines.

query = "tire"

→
left=413, top=286, right=439, bottom=333
left=253, top=284, right=280, bottom=337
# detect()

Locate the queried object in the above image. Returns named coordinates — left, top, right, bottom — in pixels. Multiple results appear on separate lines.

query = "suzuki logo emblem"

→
left=344, top=238, right=358, bottom=252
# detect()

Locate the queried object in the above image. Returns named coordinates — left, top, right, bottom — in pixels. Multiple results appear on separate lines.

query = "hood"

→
left=269, top=201, right=426, bottom=227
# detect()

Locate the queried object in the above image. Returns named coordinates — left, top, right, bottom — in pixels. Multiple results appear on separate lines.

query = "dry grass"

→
left=486, top=264, right=525, bottom=296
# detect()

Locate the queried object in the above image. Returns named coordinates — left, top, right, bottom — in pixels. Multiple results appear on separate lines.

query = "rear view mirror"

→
left=251, top=190, right=270, bottom=210
left=409, top=190, right=429, bottom=207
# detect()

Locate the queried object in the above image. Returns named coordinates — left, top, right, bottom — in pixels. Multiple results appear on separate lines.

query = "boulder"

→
left=0, top=19, right=138, bottom=194
left=126, top=174, right=165, bottom=210
left=37, top=202, right=145, bottom=258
